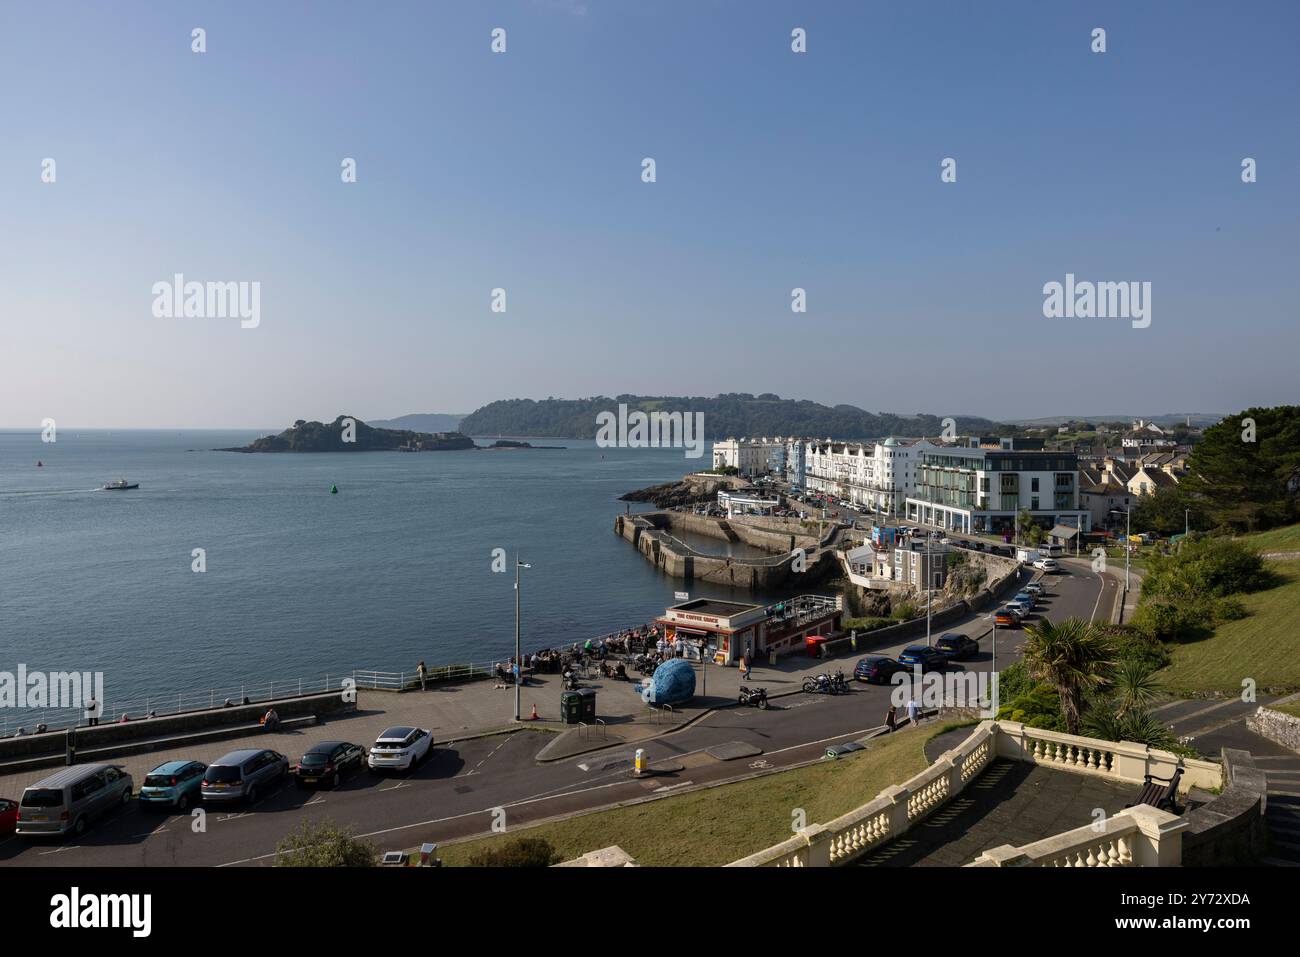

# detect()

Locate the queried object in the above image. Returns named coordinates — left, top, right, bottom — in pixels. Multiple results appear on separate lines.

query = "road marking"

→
left=304, top=796, right=327, bottom=807
left=653, top=781, right=693, bottom=793
left=378, top=781, right=411, bottom=792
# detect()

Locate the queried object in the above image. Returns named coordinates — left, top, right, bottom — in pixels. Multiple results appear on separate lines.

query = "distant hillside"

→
left=458, top=395, right=1007, bottom=441
left=366, top=413, right=466, bottom=432
left=1008, top=413, right=1223, bottom=428
left=220, top=416, right=475, bottom=452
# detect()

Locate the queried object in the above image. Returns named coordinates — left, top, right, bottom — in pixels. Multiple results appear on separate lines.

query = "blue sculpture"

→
left=648, top=658, right=696, bottom=704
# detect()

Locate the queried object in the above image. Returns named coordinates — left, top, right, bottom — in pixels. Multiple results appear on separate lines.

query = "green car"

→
left=139, top=760, right=207, bottom=811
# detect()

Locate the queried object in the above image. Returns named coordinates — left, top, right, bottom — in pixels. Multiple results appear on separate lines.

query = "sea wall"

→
left=1245, top=697, right=1300, bottom=752
left=614, top=513, right=832, bottom=589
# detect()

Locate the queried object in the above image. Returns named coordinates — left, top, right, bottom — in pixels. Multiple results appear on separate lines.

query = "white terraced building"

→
left=711, top=437, right=785, bottom=477
left=803, top=436, right=941, bottom=516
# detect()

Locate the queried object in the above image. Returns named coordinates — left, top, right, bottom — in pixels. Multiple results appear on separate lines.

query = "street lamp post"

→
left=1125, top=507, right=1131, bottom=593
left=1185, top=508, right=1190, bottom=537
left=514, top=555, right=531, bottom=721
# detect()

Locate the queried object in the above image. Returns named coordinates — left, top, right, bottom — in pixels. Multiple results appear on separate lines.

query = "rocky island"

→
left=619, top=473, right=745, bottom=508
left=219, top=416, right=476, bottom=453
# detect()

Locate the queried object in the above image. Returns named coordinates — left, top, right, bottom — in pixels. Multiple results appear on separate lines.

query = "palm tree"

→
left=1020, top=617, right=1115, bottom=735
left=1112, top=659, right=1160, bottom=718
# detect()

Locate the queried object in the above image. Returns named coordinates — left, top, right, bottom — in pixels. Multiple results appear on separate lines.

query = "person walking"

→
left=738, top=655, right=749, bottom=682
left=906, top=696, right=920, bottom=726
left=743, top=649, right=754, bottom=681
left=885, top=704, right=897, bottom=734
left=416, top=660, right=427, bottom=692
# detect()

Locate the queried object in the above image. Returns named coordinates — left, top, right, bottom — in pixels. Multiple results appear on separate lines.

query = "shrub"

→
left=467, top=837, right=560, bottom=868
left=275, top=821, right=377, bottom=867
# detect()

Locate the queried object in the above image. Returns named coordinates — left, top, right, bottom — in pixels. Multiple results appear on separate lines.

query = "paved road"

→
left=0, top=564, right=1110, bottom=867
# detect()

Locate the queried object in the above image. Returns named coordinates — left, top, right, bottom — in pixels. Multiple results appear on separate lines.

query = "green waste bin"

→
left=560, top=690, right=582, bottom=725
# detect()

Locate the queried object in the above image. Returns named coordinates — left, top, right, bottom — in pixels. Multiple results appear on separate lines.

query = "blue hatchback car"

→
left=897, top=645, right=948, bottom=672
left=139, top=760, right=207, bottom=811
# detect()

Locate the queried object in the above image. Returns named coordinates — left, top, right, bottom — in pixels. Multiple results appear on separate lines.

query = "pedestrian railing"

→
left=727, top=721, right=1223, bottom=867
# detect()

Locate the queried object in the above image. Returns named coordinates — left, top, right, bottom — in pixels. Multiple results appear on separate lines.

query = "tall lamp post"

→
left=514, top=555, right=531, bottom=721
left=1125, top=507, right=1131, bottom=593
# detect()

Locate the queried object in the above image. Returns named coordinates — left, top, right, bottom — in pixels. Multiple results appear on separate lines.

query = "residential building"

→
left=804, top=436, right=941, bottom=515
left=711, top=437, right=783, bottom=477
left=905, top=437, right=1089, bottom=535
left=1079, top=472, right=1133, bottom=529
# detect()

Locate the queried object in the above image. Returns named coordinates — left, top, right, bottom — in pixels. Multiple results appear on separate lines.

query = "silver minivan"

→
left=17, top=764, right=134, bottom=837
left=201, top=748, right=289, bottom=805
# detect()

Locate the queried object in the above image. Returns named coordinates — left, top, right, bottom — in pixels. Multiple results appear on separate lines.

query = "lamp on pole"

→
left=1184, top=508, right=1190, bottom=537
left=514, top=555, right=531, bottom=721
left=1125, top=506, right=1131, bottom=593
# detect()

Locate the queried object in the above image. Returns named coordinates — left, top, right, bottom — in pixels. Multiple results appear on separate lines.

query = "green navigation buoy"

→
left=330, top=484, right=338, bottom=494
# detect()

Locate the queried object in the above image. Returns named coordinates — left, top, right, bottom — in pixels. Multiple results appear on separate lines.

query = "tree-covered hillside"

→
left=458, top=394, right=1007, bottom=440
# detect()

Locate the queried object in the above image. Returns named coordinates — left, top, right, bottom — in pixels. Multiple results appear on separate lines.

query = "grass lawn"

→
left=1272, top=700, right=1300, bottom=720
left=1241, top=523, right=1300, bottom=554
left=433, top=727, right=933, bottom=867
left=1156, top=559, right=1300, bottom=694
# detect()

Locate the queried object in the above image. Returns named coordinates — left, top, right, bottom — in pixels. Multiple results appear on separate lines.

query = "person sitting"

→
left=261, top=708, right=280, bottom=732
left=614, top=662, right=627, bottom=680
left=223, top=697, right=234, bottom=708
left=35, top=722, right=48, bottom=734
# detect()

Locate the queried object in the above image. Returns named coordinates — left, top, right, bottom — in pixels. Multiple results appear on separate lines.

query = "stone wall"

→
left=0, top=690, right=355, bottom=766
left=1245, top=697, right=1300, bottom=752
left=1182, top=747, right=1269, bottom=866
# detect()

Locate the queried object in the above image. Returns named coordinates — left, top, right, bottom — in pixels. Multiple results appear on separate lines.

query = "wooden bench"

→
left=1127, top=767, right=1183, bottom=813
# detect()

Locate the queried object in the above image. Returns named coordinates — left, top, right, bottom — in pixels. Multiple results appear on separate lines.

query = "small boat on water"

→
left=101, top=479, right=139, bottom=491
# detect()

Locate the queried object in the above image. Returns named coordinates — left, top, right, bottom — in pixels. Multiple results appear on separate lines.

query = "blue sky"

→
left=2, top=0, right=1297, bottom=428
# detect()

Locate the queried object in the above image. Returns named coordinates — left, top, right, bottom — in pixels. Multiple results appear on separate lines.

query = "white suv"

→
left=368, top=726, right=433, bottom=773
left=1033, top=558, right=1060, bottom=573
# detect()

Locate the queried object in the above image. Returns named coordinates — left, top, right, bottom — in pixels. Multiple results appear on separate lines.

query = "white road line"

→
left=1089, top=571, right=1108, bottom=623
left=653, top=781, right=694, bottom=793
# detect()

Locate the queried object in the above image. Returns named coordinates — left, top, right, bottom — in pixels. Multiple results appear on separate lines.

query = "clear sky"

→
left=2, top=0, right=1297, bottom=428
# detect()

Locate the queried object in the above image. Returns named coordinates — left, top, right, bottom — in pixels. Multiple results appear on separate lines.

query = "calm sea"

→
left=0, top=430, right=800, bottom=714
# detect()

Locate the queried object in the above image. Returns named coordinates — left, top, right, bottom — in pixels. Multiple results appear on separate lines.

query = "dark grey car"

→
left=201, top=748, right=289, bottom=804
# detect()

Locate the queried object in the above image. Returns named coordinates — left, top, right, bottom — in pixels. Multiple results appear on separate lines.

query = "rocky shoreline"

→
left=619, top=474, right=740, bottom=509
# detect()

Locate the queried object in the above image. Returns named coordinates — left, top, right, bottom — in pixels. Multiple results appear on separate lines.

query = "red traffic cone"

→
left=529, top=703, right=539, bottom=721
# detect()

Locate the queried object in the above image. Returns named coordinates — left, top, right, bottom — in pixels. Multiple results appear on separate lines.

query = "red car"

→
left=0, top=798, right=17, bottom=836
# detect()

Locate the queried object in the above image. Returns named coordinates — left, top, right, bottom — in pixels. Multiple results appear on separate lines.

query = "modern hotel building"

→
left=904, top=438, right=1089, bottom=535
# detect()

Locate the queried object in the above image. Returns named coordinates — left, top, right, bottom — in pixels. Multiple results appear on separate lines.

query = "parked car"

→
left=897, top=645, right=948, bottom=672
left=201, top=748, right=289, bottom=805
left=139, top=759, right=207, bottom=811
left=295, top=741, right=366, bottom=788
left=1033, top=558, right=1060, bottom=573
left=934, top=633, right=979, bottom=661
left=1006, top=598, right=1032, bottom=618
left=1014, top=591, right=1036, bottom=609
left=16, top=764, right=133, bottom=837
left=853, top=655, right=907, bottom=684
left=368, top=727, right=433, bottom=773
left=0, top=798, right=17, bottom=836
left=1024, top=580, right=1044, bottom=596
left=994, top=607, right=1021, bottom=628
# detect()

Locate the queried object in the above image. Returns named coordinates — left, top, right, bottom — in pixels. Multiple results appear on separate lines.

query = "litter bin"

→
left=560, top=690, right=582, bottom=725
left=577, top=688, right=597, bottom=722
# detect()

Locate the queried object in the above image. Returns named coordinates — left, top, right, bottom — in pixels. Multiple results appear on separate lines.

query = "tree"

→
left=1130, top=483, right=1198, bottom=537
left=1181, top=406, right=1300, bottom=532
left=1111, top=660, right=1160, bottom=718
left=1020, top=617, right=1115, bottom=735
left=275, top=820, right=377, bottom=867
left=1015, top=508, right=1044, bottom=546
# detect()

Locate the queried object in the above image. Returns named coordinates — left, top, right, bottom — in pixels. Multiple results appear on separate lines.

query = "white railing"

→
left=727, top=720, right=1221, bottom=867
left=968, top=804, right=1188, bottom=867
left=729, top=722, right=998, bottom=867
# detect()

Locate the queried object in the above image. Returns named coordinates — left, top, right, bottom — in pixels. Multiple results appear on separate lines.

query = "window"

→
left=1031, top=478, right=1039, bottom=492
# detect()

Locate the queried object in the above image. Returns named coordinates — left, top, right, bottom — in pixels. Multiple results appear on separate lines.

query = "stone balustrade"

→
left=727, top=720, right=1225, bottom=867
left=968, top=804, right=1187, bottom=867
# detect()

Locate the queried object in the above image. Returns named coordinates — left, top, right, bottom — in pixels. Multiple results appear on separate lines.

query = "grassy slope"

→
left=1240, top=523, right=1300, bottom=553
left=1156, top=558, right=1300, bottom=693
left=435, top=727, right=932, bottom=867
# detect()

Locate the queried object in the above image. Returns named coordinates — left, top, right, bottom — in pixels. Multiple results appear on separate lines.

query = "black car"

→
left=897, top=645, right=948, bottom=672
left=934, top=633, right=979, bottom=661
left=853, top=655, right=907, bottom=684
left=294, top=741, right=366, bottom=788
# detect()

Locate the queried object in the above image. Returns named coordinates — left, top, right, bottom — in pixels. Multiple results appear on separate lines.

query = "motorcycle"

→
left=802, top=671, right=849, bottom=695
left=738, top=686, right=769, bottom=709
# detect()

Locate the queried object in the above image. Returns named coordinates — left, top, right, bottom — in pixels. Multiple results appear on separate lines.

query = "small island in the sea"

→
left=218, top=416, right=476, bottom=453
left=217, top=417, right=565, bottom=453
